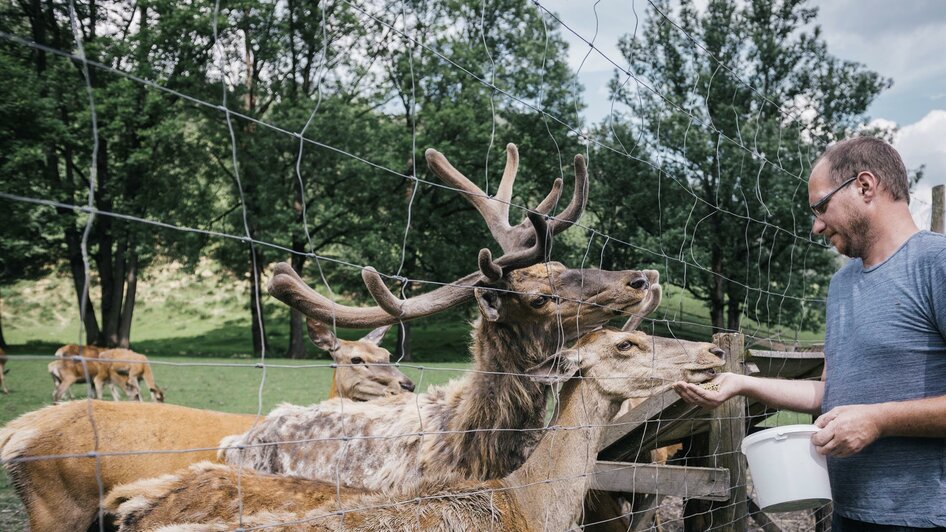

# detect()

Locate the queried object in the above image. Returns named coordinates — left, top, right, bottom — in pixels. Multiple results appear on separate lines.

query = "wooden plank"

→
left=598, top=387, right=690, bottom=451
left=748, top=349, right=824, bottom=360
left=709, top=332, right=748, bottom=531
left=590, top=461, right=730, bottom=501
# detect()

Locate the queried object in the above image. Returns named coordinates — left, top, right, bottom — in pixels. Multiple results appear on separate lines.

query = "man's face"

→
left=808, top=162, right=873, bottom=259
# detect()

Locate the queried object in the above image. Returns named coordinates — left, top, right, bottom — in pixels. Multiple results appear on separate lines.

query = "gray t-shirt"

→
left=822, top=230, right=946, bottom=527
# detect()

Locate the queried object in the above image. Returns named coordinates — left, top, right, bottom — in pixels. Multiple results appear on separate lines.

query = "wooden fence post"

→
left=932, top=184, right=944, bottom=234
left=709, top=332, right=748, bottom=531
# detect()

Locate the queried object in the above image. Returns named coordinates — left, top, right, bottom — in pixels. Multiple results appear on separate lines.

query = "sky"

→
left=536, top=0, right=946, bottom=226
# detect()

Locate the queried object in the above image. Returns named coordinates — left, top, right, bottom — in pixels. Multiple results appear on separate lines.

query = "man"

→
left=673, top=137, right=946, bottom=530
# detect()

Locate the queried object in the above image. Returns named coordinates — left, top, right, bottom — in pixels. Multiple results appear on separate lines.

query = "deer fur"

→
left=0, top=323, right=413, bottom=532
left=106, top=329, right=725, bottom=531
left=221, top=262, right=657, bottom=491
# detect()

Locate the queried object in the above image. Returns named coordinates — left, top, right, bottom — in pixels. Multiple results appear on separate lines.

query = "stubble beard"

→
left=836, top=207, right=874, bottom=260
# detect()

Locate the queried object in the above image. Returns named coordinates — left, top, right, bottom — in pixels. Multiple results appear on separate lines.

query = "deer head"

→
left=306, top=319, right=415, bottom=401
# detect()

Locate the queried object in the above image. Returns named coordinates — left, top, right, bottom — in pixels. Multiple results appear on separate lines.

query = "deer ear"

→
left=361, top=324, right=393, bottom=346
left=306, top=319, right=340, bottom=352
left=474, top=288, right=502, bottom=322
left=525, top=349, right=580, bottom=385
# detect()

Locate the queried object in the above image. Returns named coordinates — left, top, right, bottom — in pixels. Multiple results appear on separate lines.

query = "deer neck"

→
left=505, top=378, right=619, bottom=532
left=438, top=318, right=561, bottom=480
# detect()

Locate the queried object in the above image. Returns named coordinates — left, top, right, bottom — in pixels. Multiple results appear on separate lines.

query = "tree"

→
left=0, top=0, right=218, bottom=347
left=592, top=0, right=889, bottom=337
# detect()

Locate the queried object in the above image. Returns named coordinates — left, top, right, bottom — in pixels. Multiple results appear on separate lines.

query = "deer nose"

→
left=628, top=273, right=649, bottom=291
left=400, top=379, right=416, bottom=392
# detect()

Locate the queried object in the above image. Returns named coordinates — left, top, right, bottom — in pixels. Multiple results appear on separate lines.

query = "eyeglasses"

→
left=810, top=175, right=857, bottom=218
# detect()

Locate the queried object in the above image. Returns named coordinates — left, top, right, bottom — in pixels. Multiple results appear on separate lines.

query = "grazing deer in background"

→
left=0, top=320, right=416, bottom=532
left=106, top=320, right=727, bottom=531
left=48, top=345, right=116, bottom=402
left=99, top=349, right=166, bottom=402
left=225, top=144, right=659, bottom=491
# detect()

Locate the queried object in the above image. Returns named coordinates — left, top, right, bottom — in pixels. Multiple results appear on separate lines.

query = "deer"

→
left=48, top=348, right=117, bottom=402
left=48, top=344, right=107, bottom=400
left=0, top=321, right=415, bottom=532
left=308, top=320, right=415, bottom=400
left=98, top=349, right=166, bottom=402
left=0, top=347, right=8, bottom=394
left=105, top=311, right=727, bottom=531
left=220, top=144, right=659, bottom=492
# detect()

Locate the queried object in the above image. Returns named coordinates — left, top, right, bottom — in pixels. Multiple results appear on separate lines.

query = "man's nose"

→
left=811, top=216, right=826, bottom=235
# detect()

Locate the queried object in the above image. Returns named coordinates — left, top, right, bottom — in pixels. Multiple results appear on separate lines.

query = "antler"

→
left=268, top=144, right=587, bottom=328
left=425, top=143, right=588, bottom=254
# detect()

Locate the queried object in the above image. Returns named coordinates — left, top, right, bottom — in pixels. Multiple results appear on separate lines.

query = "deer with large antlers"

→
left=106, top=313, right=727, bottom=531
left=0, top=322, right=414, bottom=532
left=222, top=144, right=659, bottom=491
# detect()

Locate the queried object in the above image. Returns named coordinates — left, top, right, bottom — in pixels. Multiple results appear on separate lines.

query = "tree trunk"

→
left=0, top=291, right=7, bottom=349
left=104, top=233, right=127, bottom=346
left=249, top=247, right=267, bottom=356
left=395, top=322, right=412, bottom=361
left=65, top=226, right=101, bottom=345
left=118, top=249, right=138, bottom=348
left=726, top=294, right=741, bottom=332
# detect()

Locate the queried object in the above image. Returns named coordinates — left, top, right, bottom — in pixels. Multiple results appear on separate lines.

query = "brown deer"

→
left=222, top=145, right=658, bottom=491
left=48, top=345, right=115, bottom=402
left=105, top=321, right=726, bottom=531
left=0, top=322, right=415, bottom=532
left=98, top=349, right=166, bottom=402
left=0, top=347, right=8, bottom=394
left=308, top=320, right=415, bottom=400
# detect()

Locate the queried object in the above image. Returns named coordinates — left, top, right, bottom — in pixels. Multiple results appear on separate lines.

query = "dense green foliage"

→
left=0, top=0, right=890, bottom=353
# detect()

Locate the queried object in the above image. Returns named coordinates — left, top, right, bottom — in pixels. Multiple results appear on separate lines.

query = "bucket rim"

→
left=741, top=424, right=820, bottom=451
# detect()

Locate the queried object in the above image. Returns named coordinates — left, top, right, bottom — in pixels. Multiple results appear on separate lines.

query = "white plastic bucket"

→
left=741, top=424, right=832, bottom=512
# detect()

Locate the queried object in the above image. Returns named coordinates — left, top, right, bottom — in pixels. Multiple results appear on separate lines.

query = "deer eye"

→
left=530, top=295, right=549, bottom=308
left=616, top=341, right=635, bottom=352
left=350, top=357, right=364, bottom=365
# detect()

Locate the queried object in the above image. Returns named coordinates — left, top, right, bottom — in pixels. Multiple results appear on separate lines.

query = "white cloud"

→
left=887, top=110, right=946, bottom=228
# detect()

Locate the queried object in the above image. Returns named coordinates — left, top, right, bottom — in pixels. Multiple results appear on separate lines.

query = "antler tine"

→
left=269, top=263, right=482, bottom=328
left=425, top=148, right=511, bottom=240
left=490, top=211, right=551, bottom=270
left=268, top=266, right=399, bottom=328
left=533, top=177, right=564, bottom=216
left=477, top=249, right=504, bottom=281
left=547, top=154, right=589, bottom=234
left=493, top=143, right=519, bottom=219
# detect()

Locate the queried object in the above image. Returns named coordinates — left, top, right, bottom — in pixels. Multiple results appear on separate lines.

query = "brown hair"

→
left=815, top=137, right=909, bottom=203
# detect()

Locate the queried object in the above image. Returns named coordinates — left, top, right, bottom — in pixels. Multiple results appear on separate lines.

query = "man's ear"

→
left=306, top=319, right=340, bottom=352
left=474, top=287, right=502, bottom=322
left=524, top=349, right=581, bottom=385
left=361, top=324, right=393, bottom=346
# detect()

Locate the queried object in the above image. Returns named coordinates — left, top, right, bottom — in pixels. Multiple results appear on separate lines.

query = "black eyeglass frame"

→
left=810, top=175, right=858, bottom=218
